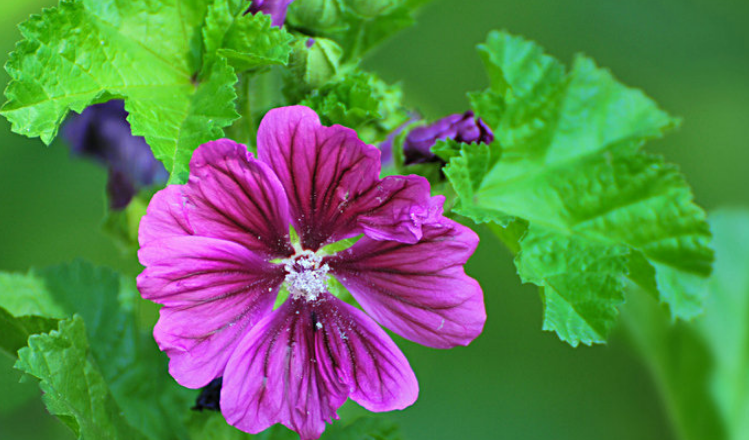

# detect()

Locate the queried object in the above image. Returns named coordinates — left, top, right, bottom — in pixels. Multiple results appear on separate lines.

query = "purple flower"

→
left=247, top=0, right=296, bottom=27
left=137, top=106, right=485, bottom=440
left=63, top=100, right=168, bottom=210
left=403, top=110, right=494, bottom=165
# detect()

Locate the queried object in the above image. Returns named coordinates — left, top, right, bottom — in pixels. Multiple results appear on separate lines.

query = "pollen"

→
left=281, top=250, right=330, bottom=302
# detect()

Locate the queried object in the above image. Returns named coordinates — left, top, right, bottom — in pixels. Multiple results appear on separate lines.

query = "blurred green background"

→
left=0, top=0, right=747, bottom=439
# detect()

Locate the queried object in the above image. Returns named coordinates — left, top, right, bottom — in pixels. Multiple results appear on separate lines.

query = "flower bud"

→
left=343, top=0, right=403, bottom=17
left=403, top=111, right=494, bottom=165
left=286, top=0, right=343, bottom=31
left=63, top=101, right=168, bottom=210
left=287, top=37, right=343, bottom=95
left=302, top=38, right=343, bottom=87
left=247, top=0, right=296, bottom=27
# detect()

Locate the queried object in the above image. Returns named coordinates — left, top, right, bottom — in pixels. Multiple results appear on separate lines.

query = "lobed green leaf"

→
left=16, top=317, right=149, bottom=440
left=447, top=31, right=713, bottom=345
left=2, top=0, right=293, bottom=184
left=0, top=261, right=194, bottom=440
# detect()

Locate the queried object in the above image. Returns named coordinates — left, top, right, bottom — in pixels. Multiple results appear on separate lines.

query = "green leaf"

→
left=0, top=307, right=57, bottom=357
left=622, top=209, right=749, bottom=440
left=324, top=416, right=405, bottom=440
left=517, top=226, right=628, bottom=346
left=622, top=287, right=726, bottom=440
left=0, top=271, right=65, bottom=357
left=187, top=412, right=254, bottom=440
left=299, top=69, right=408, bottom=143
left=300, top=70, right=380, bottom=126
left=0, top=271, right=66, bottom=318
left=204, top=0, right=294, bottom=72
left=2, top=0, right=293, bottom=184
left=15, top=317, right=148, bottom=440
left=699, top=209, right=749, bottom=439
left=443, top=142, right=508, bottom=226
left=37, top=262, right=194, bottom=440
left=187, top=413, right=301, bottom=440
left=0, top=261, right=194, bottom=440
left=286, top=0, right=428, bottom=61
left=447, top=31, right=712, bottom=344
left=431, top=138, right=462, bottom=162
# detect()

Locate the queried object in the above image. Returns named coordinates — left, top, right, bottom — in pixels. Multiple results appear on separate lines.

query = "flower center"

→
left=281, top=250, right=330, bottom=302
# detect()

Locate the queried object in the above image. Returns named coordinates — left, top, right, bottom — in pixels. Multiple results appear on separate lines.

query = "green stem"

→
left=237, top=72, right=254, bottom=147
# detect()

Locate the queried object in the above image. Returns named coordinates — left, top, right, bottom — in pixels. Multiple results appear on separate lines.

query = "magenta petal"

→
left=221, top=295, right=417, bottom=440
left=314, top=296, right=418, bottom=412
left=327, top=218, right=486, bottom=349
left=220, top=299, right=346, bottom=440
left=139, top=185, right=193, bottom=245
left=137, top=236, right=285, bottom=388
left=257, top=106, right=435, bottom=250
left=182, top=139, right=293, bottom=258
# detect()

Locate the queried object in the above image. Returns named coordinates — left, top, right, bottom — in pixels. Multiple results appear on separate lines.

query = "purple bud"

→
left=403, top=111, right=494, bottom=165
left=63, top=101, right=168, bottom=210
left=192, top=377, right=223, bottom=412
left=247, top=0, right=296, bottom=27
left=378, top=115, right=420, bottom=167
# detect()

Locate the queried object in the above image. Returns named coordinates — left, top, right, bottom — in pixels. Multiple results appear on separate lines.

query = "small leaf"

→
left=431, top=139, right=462, bottom=162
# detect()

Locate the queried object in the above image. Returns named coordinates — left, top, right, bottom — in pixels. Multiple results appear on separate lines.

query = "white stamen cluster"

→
left=282, top=250, right=330, bottom=302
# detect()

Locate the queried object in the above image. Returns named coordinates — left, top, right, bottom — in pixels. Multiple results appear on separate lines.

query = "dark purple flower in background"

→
left=63, top=100, right=168, bottom=210
left=137, top=106, right=485, bottom=439
left=247, top=0, right=296, bottom=27
left=403, top=110, right=494, bottom=165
